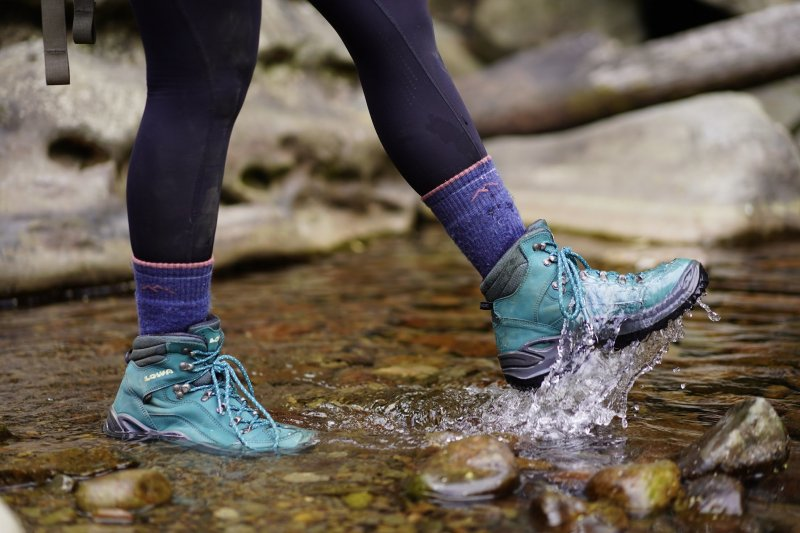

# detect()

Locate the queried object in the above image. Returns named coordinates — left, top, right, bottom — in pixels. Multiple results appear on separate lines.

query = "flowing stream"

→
left=1, top=227, right=798, bottom=531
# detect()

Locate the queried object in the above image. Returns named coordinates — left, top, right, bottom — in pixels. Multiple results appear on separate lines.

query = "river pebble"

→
left=413, top=435, right=518, bottom=501
left=678, top=397, right=790, bottom=478
left=683, top=473, right=744, bottom=517
left=74, top=469, right=172, bottom=512
left=586, top=460, right=681, bottom=516
left=529, top=484, right=628, bottom=532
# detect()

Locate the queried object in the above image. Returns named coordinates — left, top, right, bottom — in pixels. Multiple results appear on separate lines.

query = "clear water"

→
left=1, top=227, right=798, bottom=531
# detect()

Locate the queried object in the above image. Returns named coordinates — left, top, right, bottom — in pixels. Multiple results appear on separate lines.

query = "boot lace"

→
left=183, top=346, right=280, bottom=448
left=541, top=242, right=638, bottom=322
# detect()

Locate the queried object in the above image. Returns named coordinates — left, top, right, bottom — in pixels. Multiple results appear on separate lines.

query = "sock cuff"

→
left=422, top=155, right=493, bottom=202
left=132, top=257, right=214, bottom=279
left=132, top=256, right=215, bottom=269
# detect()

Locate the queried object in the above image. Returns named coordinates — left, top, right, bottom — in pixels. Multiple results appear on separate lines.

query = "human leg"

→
left=105, top=0, right=315, bottom=453
left=310, top=0, right=709, bottom=388
left=309, top=0, right=525, bottom=278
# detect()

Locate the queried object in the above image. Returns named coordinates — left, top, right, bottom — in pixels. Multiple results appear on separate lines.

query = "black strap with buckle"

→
left=41, top=0, right=96, bottom=85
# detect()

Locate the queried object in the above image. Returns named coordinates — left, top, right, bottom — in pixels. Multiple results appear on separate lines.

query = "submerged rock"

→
left=682, top=474, right=744, bottom=517
left=0, top=423, right=14, bottom=443
left=529, top=485, right=628, bottom=532
left=586, top=460, right=682, bottom=516
left=74, top=469, right=172, bottom=512
left=0, top=446, right=137, bottom=487
left=413, top=435, right=518, bottom=501
left=678, top=397, right=790, bottom=478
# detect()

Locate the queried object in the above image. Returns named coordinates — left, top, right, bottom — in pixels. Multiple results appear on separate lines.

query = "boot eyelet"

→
left=181, top=347, right=191, bottom=355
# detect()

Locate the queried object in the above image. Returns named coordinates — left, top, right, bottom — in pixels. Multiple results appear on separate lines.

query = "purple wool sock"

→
left=132, top=257, right=213, bottom=335
left=423, top=156, right=525, bottom=278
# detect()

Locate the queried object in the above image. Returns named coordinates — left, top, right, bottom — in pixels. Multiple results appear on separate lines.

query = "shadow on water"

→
left=1, top=226, right=798, bottom=530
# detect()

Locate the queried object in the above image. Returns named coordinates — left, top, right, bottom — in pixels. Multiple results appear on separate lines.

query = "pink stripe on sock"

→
left=132, top=256, right=215, bottom=269
left=421, top=155, right=493, bottom=201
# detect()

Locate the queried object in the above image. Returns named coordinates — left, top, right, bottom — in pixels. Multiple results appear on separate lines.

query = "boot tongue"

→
left=525, top=219, right=554, bottom=242
left=187, top=315, right=224, bottom=352
left=187, top=316, right=224, bottom=387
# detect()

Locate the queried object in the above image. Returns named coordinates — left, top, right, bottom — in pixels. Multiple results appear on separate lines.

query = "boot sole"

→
left=500, top=262, right=709, bottom=390
left=103, top=408, right=317, bottom=457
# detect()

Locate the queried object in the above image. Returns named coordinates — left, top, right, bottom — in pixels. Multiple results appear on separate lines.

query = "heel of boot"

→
left=103, top=408, right=157, bottom=442
left=498, top=336, right=560, bottom=390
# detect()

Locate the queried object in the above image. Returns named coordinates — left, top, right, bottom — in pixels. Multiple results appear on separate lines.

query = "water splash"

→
left=472, top=316, right=685, bottom=439
left=315, top=315, right=686, bottom=444
left=696, top=298, right=721, bottom=322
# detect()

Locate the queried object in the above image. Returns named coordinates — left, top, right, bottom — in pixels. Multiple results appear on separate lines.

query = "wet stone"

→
left=0, top=446, right=137, bottom=487
left=39, top=506, right=76, bottom=526
left=678, top=397, right=790, bottom=479
left=0, top=423, right=14, bottom=443
left=586, top=460, right=682, bottom=517
left=47, top=474, right=76, bottom=493
left=683, top=473, right=744, bottom=517
left=214, top=507, right=241, bottom=521
left=74, top=469, right=172, bottom=512
left=413, top=435, right=518, bottom=501
left=529, top=485, right=628, bottom=532
left=282, top=472, right=330, bottom=483
left=342, top=491, right=373, bottom=510
left=92, top=508, right=135, bottom=525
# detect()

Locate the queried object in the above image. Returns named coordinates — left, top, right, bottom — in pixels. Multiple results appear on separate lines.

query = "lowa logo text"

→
left=144, top=369, right=174, bottom=382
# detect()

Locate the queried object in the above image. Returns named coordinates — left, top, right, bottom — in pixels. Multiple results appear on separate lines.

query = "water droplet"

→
left=672, top=367, right=680, bottom=373
left=633, top=404, right=640, bottom=412
left=680, top=383, right=686, bottom=390
left=696, top=299, right=721, bottom=322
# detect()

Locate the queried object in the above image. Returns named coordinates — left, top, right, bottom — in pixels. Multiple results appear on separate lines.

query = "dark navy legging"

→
left=127, top=0, right=487, bottom=263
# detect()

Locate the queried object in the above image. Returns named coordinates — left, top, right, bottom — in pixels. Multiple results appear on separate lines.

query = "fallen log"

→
left=458, top=4, right=800, bottom=135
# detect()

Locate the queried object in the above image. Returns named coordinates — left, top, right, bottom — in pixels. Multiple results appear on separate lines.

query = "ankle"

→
left=132, top=257, right=214, bottom=335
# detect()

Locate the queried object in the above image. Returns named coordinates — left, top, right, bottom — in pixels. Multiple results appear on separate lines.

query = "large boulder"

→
left=0, top=35, right=416, bottom=297
left=700, top=0, right=799, bottom=14
left=459, top=6, right=800, bottom=136
left=748, top=75, right=800, bottom=134
left=487, top=93, right=800, bottom=243
left=471, top=0, right=642, bottom=61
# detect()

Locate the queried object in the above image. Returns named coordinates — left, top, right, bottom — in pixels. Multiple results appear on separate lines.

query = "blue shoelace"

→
left=551, top=245, right=590, bottom=321
left=543, top=241, right=639, bottom=322
left=186, top=347, right=279, bottom=447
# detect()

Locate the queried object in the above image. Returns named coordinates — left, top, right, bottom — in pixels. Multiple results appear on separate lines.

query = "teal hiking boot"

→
left=103, top=316, right=317, bottom=455
left=480, top=220, right=708, bottom=390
